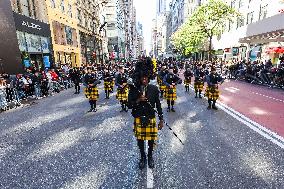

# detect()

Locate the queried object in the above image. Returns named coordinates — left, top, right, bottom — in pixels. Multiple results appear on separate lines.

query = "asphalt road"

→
left=0, top=83, right=283, bottom=188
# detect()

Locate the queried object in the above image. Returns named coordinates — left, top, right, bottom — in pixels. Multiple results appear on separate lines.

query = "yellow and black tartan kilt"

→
left=116, top=87, right=128, bottom=101
left=84, top=87, right=99, bottom=100
left=134, top=117, right=158, bottom=141
left=165, top=87, right=177, bottom=101
left=205, top=86, right=220, bottom=101
left=194, top=81, right=204, bottom=91
left=184, top=78, right=191, bottom=87
left=104, top=81, right=112, bottom=91
left=111, top=80, right=115, bottom=89
left=157, top=77, right=162, bottom=86
left=159, top=85, right=166, bottom=92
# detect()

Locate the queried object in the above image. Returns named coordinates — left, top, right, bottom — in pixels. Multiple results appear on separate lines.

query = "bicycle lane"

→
left=219, top=79, right=284, bottom=138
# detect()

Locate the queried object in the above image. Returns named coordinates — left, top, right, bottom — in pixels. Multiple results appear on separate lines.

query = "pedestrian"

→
left=128, top=58, right=164, bottom=169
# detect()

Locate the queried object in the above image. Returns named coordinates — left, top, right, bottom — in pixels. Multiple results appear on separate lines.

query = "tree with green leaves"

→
left=171, top=0, right=240, bottom=60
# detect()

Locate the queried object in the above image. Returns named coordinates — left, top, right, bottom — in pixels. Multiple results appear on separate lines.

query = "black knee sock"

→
left=167, top=100, right=171, bottom=108
left=212, top=100, right=216, bottom=107
left=208, top=99, right=212, bottom=106
left=137, top=140, right=145, bottom=158
left=148, top=140, right=154, bottom=157
left=171, top=100, right=174, bottom=108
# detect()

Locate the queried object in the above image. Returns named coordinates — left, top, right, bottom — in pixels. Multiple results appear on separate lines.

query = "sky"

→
left=133, top=0, right=157, bottom=54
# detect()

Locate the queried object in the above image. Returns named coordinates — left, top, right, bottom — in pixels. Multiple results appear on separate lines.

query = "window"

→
left=65, top=26, right=73, bottom=45
left=61, top=0, right=65, bottom=12
left=68, top=4, right=72, bottom=17
left=77, top=9, right=81, bottom=23
left=19, top=0, right=30, bottom=17
left=237, top=17, right=244, bottom=28
left=259, top=4, right=268, bottom=20
left=50, top=0, right=55, bottom=8
left=247, top=11, right=254, bottom=24
left=239, top=0, right=243, bottom=8
left=231, top=0, right=236, bottom=8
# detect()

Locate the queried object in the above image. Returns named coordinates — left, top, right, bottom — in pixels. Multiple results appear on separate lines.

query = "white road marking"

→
left=217, top=102, right=284, bottom=149
left=188, top=85, right=284, bottom=149
left=146, top=167, right=154, bottom=188
left=252, top=92, right=284, bottom=103
left=146, top=142, right=154, bottom=188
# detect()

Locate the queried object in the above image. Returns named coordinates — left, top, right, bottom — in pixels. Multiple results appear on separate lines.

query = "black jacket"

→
left=128, top=84, right=163, bottom=120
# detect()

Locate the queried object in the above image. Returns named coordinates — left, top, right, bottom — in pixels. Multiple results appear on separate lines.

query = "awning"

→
left=265, top=46, right=284, bottom=54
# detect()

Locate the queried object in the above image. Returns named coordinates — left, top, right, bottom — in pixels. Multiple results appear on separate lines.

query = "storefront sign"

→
left=22, top=21, right=41, bottom=30
left=13, top=12, right=51, bottom=37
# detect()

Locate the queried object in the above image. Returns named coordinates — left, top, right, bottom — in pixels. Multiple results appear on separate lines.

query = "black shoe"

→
left=212, top=105, right=218, bottom=110
left=92, top=108, right=97, bottom=112
left=195, top=95, right=198, bottom=98
left=171, top=108, right=175, bottom=112
left=74, top=92, right=77, bottom=94
left=148, top=156, right=154, bottom=169
left=120, top=109, right=124, bottom=112
left=199, top=95, right=202, bottom=98
left=207, top=105, right=212, bottom=110
left=87, top=109, right=93, bottom=112
left=139, top=156, right=146, bottom=169
left=167, top=107, right=171, bottom=112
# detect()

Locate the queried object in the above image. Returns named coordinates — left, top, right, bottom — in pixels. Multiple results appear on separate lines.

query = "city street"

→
left=0, top=83, right=283, bottom=188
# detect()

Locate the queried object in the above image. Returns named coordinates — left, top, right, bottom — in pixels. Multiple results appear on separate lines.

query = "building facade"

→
left=45, top=0, right=82, bottom=67
left=76, top=0, right=108, bottom=65
left=212, top=0, right=284, bottom=63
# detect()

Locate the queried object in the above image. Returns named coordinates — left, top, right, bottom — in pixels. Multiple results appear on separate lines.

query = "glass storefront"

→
left=16, top=31, right=51, bottom=70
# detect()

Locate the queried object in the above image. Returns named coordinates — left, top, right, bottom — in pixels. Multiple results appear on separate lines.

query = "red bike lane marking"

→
left=219, top=80, right=284, bottom=137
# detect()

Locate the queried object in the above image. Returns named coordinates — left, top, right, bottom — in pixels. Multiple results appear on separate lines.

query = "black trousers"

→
left=75, top=83, right=80, bottom=92
left=137, top=139, right=154, bottom=157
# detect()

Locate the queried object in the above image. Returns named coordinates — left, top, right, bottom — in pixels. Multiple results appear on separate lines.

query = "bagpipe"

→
left=127, top=78, right=184, bottom=145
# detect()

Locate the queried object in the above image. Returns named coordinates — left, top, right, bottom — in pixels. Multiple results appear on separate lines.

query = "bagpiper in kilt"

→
left=103, top=70, right=113, bottom=99
left=194, top=65, right=206, bottom=98
left=205, top=67, right=223, bottom=110
left=163, top=66, right=182, bottom=112
left=115, top=66, right=129, bottom=112
left=128, top=58, right=164, bottom=169
left=157, top=66, right=167, bottom=98
left=183, top=68, right=193, bottom=92
left=83, top=68, right=101, bottom=112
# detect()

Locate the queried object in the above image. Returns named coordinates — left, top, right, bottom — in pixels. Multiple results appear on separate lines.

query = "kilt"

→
left=157, top=77, right=162, bottom=86
left=165, top=86, right=177, bottom=101
left=116, top=87, right=128, bottom=101
left=205, top=86, right=220, bottom=100
left=104, top=81, right=112, bottom=91
left=184, top=78, right=191, bottom=86
left=134, top=117, right=158, bottom=141
left=111, top=80, right=115, bottom=88
left=194, top=81, right=204, bottom=91
left=84, top=87, right=99, bottom=100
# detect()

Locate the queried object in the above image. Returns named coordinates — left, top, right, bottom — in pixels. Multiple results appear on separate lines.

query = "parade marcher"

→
left=157, top=66, right=168, bottom=99
left=183, top=68, right=193, bottom=92
left=194, top=64, right=206, bottom=98
left=103, top=69, right=113, bottom=99
left=83, top=68, right=101, bottom=112
left=115, top=66, right=129, bottom=112
left=205, top=67, right=223, bottom=110
left=163, top=66, right=182, bottom=112
left=70, top=67, right=82, bottom=94
left=128, top=58, right=164, bottom=169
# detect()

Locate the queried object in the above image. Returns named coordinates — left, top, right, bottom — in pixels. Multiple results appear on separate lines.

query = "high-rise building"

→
left=157, top=0, right=167, bottom=15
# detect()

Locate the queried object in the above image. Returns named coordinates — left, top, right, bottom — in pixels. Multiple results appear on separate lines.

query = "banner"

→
left=43, top=56, right=50, bottom=68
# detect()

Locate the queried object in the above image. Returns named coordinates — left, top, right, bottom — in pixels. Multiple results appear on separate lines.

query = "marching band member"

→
left=205, top=67, right=223, bottom=110
left=163, top=66, right=182, bottom=112
left=83, top=68, right=101, bottom=112
left=115, top=66, right=129, bottom=112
